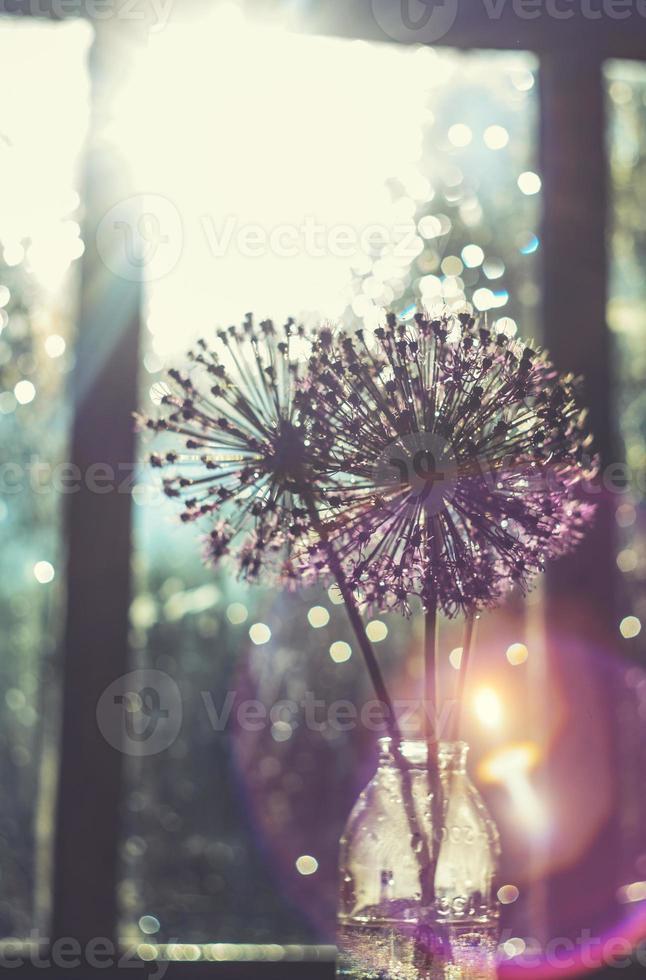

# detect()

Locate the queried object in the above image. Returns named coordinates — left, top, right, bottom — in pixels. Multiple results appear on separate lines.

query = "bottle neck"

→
left=379, top=738, right=468, bottom=773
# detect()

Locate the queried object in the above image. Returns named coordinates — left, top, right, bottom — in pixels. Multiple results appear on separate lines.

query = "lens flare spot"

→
left=448, top=123, right=472, bottom=147
left=296, top=855, right=318, bottom=876
left=34, top=561, right=55, bottom=584
left=14, top=380, right=36, bottom=405
left=618, top=881, right=646, bottom=904
left=506, top=642, right=529, bottom=666
left=617, top=550, right=638, bottom=573
left=271, top=721, right=292, bottom=742
left=620, top=616, right=642, bottom=639
left=329, top=641, right=352, bottom=664
left=474, top=687, right=502, bottom=728
left=484, top=124, right=509, bottom=149
left=449, top=647, right=463, bottom=670
left=249, top=622, right=271, bottom=645
left=139, top=915, right=160, bottom=935
left=503, top=938, right=526, bottom=958
left=366, top=620, right=388, bottom=643
left=498, top=884, right=520, bottom=905
left=45, top=334, right=66, bottom=358
left=308, top=605, right=330, bottom=629
left=480, top=742, right=540, bottom=783
left=518, top=171, right=542, bottom=195
left=461, top=244, right=484, bottom=268
left=227, top=602, right=248, bottom=625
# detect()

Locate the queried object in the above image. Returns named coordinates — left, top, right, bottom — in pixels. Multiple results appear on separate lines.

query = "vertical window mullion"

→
left=539, top=49, right=617, bottom=628
left=51, top=23, right=142, bottom=947
left=539, top=48, right=622, bottom=932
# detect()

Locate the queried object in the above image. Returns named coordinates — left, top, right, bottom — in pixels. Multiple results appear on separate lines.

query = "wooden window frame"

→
left=0, top=1, right=641, bottom=975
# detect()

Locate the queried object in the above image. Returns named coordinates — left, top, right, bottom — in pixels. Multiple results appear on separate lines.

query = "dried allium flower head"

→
left=138, top=314, right=325, bottom=584
left=301, top=311, right=597, bottom=617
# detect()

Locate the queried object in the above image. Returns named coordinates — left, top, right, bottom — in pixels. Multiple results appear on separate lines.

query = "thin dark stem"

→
left=424, top=598, right=441, bottom=909
left=452, top=611, right=476, bottom=744
left=299, top=490, right=433, bottom=897
left=424, top=602, right=439, bottom=747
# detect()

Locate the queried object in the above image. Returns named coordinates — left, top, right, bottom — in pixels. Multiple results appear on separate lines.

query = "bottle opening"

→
left=378, top=738, right=469, bottom=770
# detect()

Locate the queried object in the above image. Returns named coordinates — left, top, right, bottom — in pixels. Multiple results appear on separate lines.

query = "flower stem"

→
left=451, top=611, right=476, bottom=744
left=300, top=491, right=433, bottom=900
left=424, top=598, right=441, bottom=909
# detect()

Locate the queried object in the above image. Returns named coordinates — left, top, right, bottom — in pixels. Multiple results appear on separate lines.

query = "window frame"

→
left=0, top=1, right=640, bottom=974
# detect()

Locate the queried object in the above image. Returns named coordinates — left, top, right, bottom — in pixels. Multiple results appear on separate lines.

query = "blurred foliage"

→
left=0, top=256, right=74, bottom=935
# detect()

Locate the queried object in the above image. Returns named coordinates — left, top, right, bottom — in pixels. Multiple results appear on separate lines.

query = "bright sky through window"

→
left=108, top=1, right=537, bottom=359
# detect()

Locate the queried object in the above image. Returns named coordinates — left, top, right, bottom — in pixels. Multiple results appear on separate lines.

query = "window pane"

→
left=0, top=18, right=91, bottom=936
left=123, top=9, right=539, bottom=948
left=606, top=59, right=646, bottom=884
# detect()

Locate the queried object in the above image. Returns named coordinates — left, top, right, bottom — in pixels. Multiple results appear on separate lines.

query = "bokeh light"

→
left=366, top=620, right=388, bottom=643
left=249, top=622, right=271, bottom=645
left=506, top=642, right=529, bottom=666
left=461, top=244, right=484, bottom=268
left=484, top=124, right=510, bottom=149
left=139, top=915, right=161, bottom=935
left=517, top=170, right=542, bottom=195
left=448, top=123, right=473, bottom=147
left=295, top=855, right=318, bottom=876
left=620, top=615, right=642, bottom=639
left=307, top=606, right=330, bottom=629
left=14, top=380, right=35, bottom=405
left=474, top=687, right=503, bottom=728
left=33, top=561, right=55, bottom=584
left=449, top=647, right=463, bottom=670
left=44, top=334, right=66, bottom=358
left=329, top=641, right=352, bottom=664
left=498, top=884, right=520, bottom=904
left=226, top=602, right=248, bottom=625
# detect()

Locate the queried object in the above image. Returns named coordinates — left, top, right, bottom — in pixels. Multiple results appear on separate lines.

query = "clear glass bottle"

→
left=337, top=739, right=500, bottom=980
left=434, top=741, right=501, bottom=980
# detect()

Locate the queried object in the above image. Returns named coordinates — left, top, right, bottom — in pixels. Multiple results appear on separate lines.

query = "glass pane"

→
left=123, top=5, right=540, bottom=950
left=0, top=18, right=91, bottom=937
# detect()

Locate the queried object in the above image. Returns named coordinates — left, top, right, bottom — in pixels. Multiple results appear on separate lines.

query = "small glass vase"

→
left=337, top=739, right=500, bottom=980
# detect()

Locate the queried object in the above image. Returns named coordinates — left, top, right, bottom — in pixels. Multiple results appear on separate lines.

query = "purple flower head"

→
left=139, top=314, right=329, bottom=584
left=300, top=310, right=598, bottom=617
